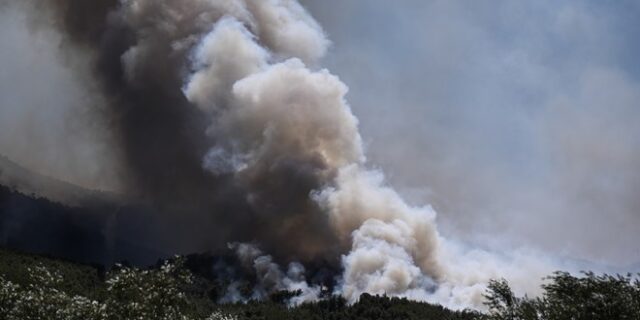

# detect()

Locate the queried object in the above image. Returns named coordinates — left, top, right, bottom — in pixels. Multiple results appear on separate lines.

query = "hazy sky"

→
left=302, top=0, right=640, bottom=267
left=0, top=3, right=123, bottom=191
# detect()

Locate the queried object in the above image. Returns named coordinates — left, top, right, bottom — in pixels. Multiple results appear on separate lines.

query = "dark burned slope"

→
left=0, top=183, right=170, bottom=266
left=0, top=155, right=167, bottom=266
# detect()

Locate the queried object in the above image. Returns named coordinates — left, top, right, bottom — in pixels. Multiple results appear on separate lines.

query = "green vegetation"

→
left=0, top=248, right=106, bottom=301
left=483, top=272, right=640, bottom=320
left=1, top=248, right=638, bottom=320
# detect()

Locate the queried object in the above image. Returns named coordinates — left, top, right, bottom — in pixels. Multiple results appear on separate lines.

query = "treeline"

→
left=220, top=294, right=479, bottom=320
left=1, top=248, right=638, bottom=320
left=483, top=271, right=640, bottom=320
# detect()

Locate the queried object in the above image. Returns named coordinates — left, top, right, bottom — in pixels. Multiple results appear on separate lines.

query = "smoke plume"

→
left=0, top=0, right=595, bottom=309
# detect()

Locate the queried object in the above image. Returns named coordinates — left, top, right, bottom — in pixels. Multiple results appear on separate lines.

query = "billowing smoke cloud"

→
left=0, top=0, right=614, bottom=310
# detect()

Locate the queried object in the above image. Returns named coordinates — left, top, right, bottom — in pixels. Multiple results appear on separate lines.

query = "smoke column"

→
left=0, top=0, right=573, bottom=309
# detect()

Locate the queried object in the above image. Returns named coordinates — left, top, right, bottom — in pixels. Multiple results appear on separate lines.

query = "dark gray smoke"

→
left=3, top=0, right=344, bottom=267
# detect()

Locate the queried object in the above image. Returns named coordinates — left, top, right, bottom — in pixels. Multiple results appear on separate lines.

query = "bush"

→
left=0, top=257, right=236, bottom=320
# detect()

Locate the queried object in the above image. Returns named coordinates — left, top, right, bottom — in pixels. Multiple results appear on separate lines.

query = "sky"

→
left=302, top=0, right=640, bottom=268
left=0, top=0, right=638, bottom=269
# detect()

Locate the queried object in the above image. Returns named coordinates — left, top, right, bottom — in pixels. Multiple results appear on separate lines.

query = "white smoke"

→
left=228, top=243, right=321, bottom=306
left=244, top=0, right=329, bottom=64
left=184, top=16, right=268, bottom=114
left=430, top=242, right=557, bottom=309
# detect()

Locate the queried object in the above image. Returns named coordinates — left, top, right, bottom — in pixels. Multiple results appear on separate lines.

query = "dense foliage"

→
left=483, top=272, right=640, bottom=320
left=0, top=258, right=211, bottom=319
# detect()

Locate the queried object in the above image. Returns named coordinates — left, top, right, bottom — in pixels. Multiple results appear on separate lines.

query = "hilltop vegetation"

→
left=483, top=272, right=640, bottom=320
left=1, top=248, right=638, bottom=320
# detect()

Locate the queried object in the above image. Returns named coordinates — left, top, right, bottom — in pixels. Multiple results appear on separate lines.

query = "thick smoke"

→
left=1, top=0, right=586, bottom=309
